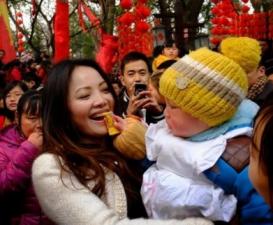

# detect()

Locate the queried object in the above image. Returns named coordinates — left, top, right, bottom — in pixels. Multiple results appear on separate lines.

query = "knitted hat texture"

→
left=220, top=37, right=261, bottom=73
left=152, top=54, right=170, bottom=71
left=159, top=48, right=248, bottom=126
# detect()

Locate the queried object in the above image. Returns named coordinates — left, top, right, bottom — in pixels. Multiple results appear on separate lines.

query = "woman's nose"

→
left=93, top=92, right=107, bottom=107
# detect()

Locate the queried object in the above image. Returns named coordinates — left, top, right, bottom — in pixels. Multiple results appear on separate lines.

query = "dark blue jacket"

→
left=205, top=158, right=273, bottom=225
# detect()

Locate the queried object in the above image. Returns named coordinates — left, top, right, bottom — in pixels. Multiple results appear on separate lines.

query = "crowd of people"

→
left=0, top=36, right=273, bottom=225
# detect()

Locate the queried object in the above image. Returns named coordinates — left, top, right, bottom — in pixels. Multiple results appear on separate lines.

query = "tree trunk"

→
left=158, top=0, right=173, bottom=42
left=104, top=0, right=115, bottom=34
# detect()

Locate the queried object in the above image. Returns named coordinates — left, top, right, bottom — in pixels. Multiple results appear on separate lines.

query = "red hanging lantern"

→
left=17, top=32, right=23, bottom=39
left=211, top=7, right=221, bottom=16
left=16, top=19, right=23, bottom=25
left=18, top=46, right=24, bottom=53
left=16, top=12, right=22, bottom=17
left=137, top=0, right=148, bottom=3
left=118, top=12, right=135, bottom=25
left=120, top=0, right=132, bottom=10
left=135, top=21, right=149, bottom=33
left=18, top=39, right=24, bottom=45
left=135, top=5, right=151, bottom=19
left=241, top=5, right=250, bottom=13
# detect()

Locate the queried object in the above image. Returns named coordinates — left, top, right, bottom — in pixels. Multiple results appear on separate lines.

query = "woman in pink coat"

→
left=0, top=90, right=53, bottom=225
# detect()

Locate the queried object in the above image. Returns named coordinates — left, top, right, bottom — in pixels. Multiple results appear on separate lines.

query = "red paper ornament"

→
left=211, top=7, right=221, bottom=16
left=16, top=12, right=22, bottom=17
left=18, top=46, right=24, bottom=53
left=16, top=19, right=23, bottom=25
left=241, top=0, right=249, bottom=3
left=118, top=12, right=135, bottom=25
left=120, top=0, right=132, bottom=9
left=135, top=21, right=149, bottom=33
left=135, top=5, right=151, bottom=19
left=18, top=39, right=24, bottom=45
left=138, top=0, right=148, bottom=3
left=241, top=5, right=250, bottom=13
left=17, top=33, right=23, bottom=39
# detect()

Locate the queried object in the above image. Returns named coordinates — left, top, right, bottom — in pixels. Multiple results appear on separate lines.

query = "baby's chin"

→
left=168, top=125, right=201, bottom=138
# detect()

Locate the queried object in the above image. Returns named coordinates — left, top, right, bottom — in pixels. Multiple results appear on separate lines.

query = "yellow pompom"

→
left=220, top=37, right=261, bottom=73
left=113, top=117, right=147, bottom=160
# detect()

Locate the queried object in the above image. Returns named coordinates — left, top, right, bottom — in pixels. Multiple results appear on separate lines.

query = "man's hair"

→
left=120, top=51, right=152, bottom=74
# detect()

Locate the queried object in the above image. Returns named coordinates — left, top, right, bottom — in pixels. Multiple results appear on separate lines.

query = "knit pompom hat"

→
left=159, top=47, right=248, bottom=127
left=220, top=37, right=261, bottom=73
left=152, top=54, right=171, bottom=71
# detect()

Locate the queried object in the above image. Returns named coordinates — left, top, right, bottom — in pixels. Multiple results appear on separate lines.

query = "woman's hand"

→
left=27, top=129, right=43, bottom=151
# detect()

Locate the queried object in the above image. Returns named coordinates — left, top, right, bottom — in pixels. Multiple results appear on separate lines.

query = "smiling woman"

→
left=31, top=59, right=212, bottom=225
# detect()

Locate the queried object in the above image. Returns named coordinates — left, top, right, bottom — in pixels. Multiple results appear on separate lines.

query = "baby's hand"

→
left=112, top=115, right=126, bottom=131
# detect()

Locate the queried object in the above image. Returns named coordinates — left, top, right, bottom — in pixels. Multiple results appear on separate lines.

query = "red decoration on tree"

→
left=18, top=46, right=24, bottom=53
left=16, top=12, right=22, bottom=17
left=16, top=19, right=23, bottom=25
left=31, top=0, right=37, bottom=16
left=209, top=0, right=270, bottom=46
left=17, top=32, right=23, bottom=39
left=81, top=2, right=101, bottom=28
left=96, top=33, right=118, bottom=74
left=53, top=0, right=70, bottom=63
left=241, top=5, right=250, bottom=13
left=117, top=0, right=153, bottom=61
left=137, top=0, right=148, bottom=3
left=78, top=0, right=87, bottom=32
left=120, top=0, right=132, bottom=10
left=117, top=12, right=135, bottom=25
left=135, top=5, right=151, bottom=19
left=136, top=21, right=149, bottom=33
left=15, top=11, right=25, bottom=55
left=18, top=39, right=24, bottom=45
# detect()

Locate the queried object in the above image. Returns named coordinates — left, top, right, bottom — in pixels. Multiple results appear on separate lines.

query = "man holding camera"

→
left=118, top=51, right=164, bottom=124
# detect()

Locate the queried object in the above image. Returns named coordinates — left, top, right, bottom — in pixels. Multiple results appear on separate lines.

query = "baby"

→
left=141, top=47, right=273, bottom=224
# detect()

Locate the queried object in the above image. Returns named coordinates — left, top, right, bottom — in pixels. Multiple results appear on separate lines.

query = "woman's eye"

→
left=27, top=116, right=38, bottom=120
left=79, top=95, right=89, bottom=99
left=102, top=87, right=110, bottom=93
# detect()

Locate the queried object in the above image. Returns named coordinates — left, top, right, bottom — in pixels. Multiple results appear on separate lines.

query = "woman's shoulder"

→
left=33, top=152, right=59, bottom=167
left=32, top=153, right=61, bottom=176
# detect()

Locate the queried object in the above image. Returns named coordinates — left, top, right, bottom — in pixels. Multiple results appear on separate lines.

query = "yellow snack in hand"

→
left=103, top=112, right=120, bottom=136
left=113, top=117, right=147, bottom=160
